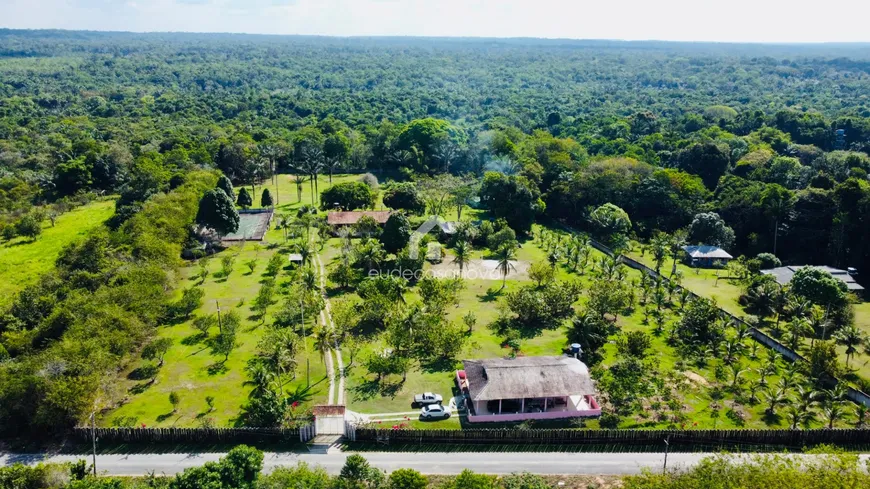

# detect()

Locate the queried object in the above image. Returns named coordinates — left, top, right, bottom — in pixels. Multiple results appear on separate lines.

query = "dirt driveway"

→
left=428, top=259, right=530, bottom=280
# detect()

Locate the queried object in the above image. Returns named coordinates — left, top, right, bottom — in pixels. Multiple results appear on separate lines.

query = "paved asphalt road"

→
left=3, top=452, right=868, bottom=476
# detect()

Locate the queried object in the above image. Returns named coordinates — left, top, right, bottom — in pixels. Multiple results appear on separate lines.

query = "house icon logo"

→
left=408, top=217, right=443, bottom=260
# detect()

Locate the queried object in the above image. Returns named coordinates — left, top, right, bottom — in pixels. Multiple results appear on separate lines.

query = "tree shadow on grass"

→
left=762, top=411, right=782, bottom=426
left=181, top=332, right=207, bottom=346
left=128, top=365, right=159, bottom=381
left=156, top=411, right=176, bottom=423
left=207, top=361, right=229, bottom=376
left=420, top=357, right=459, bottom=374
left=351, top=377, right=405, bottom=402
left=477, top=287, right=502, bottom=303
left=128, top=380, right=155, bottom=395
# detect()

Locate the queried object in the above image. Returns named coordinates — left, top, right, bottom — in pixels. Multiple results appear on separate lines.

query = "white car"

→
left=420, top=404, right=451, bottom=419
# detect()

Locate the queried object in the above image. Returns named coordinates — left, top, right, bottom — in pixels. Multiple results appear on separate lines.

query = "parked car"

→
left=420, top=404, right=450, bottom=419
left=413, top=392, right=443, bottom=406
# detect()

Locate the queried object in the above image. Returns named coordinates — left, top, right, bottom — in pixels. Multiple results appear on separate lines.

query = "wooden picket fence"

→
left=355, top=428, right=870, bottom=447
left=72, top=427, right=301, bottom=444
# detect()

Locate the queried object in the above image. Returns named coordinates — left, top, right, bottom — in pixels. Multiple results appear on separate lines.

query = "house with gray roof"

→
left=682, top=245, right=733, bottom=268
left=762, top=265, right=864, bottom=292
left=456, top=356, right=601, bottom=423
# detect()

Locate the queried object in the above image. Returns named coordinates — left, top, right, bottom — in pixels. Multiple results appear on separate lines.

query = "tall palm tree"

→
left=301, top=267, right=318, bottom=293
left=834, top=324, right=867, bottom=367
left=668, top=229, right=688, bottom=277
left=313, top=326, right=335, bottom=365
left=278, top=214, right=292, bottom=243
left=495, top=243, right=517, bottom=289
left=452, top=240, right=472, bottom=278
left=297, top=241, right=314, bottom=268
left=786, top=318, right=812, bottom=351
left=650, top=232, right=670, bottom=275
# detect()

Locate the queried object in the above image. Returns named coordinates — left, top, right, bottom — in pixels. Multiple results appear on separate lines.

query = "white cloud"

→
left=2, top=0, right=870, bottom=43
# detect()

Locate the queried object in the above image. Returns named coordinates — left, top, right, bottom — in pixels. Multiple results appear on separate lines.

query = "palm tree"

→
left=729, top=362, right=747, bottom=390
left=495, top=243, right=517, bottom=289
left=721, top=337, right=745, bottom=365
left=834, top=324, right=867, bottom=367
left=355, top=240, right=386, bottom=273
left=793, top=384, right=821, bottom=411
left=762, top=386, right=788, bottom=416
left=302, top=267, right=318, bottom=293
left=547, top=249, right=561, bottom=268
left=668, top=229, right=688, bottom=277
left=786, top=318, right=812, bottom=351
left=785, top=405, right=816, bottom=430
left=822, top=402, right=845, bottom=429
left=313, top=326, right=335, bottom=365
left=650, top=232, right=670, bottom=275
left=452, top=240, right=472, bottom=278
left=297, top=241, right=314, bottom=268
left=278, top=214, right=292, bottom=243
left=244, top=363, right=277, bottom=399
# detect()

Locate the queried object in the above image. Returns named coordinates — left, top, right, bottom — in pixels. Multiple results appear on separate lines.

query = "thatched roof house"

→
left=457, top=356, right=601, bottom=422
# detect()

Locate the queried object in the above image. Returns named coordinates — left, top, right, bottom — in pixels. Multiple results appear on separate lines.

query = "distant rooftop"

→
left=762, top=265, right=864, bottom=291
left=327, top=210, right=390, bottom=225
left=682, top=245, right=733, bottom=260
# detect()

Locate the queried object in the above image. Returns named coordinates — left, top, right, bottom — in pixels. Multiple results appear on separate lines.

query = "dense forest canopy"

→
left=4, top=30, right=870, bottom=434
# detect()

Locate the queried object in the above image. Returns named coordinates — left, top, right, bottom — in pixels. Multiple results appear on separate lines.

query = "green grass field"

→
left=101, top=173, right=380, bottom=428
left=101, top=176, right=864, bottom=430
left=0, top=199, right=115, bottom=307
left=332, top=226, right=857, bottom=430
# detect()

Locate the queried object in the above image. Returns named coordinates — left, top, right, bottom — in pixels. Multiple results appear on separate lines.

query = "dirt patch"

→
left=682, top=371, right=710, bottom=387
left=428, top=259, right=530, bottom=281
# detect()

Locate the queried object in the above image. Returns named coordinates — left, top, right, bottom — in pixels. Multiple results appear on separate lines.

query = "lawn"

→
left=626, top=245, right=745, bottom=317
left=332, top=225, right=858, bottom=430
left=104, top=237, right=331, bottom=428
left=0, top=199, right=115, bottom=307
left=101, top=174, right=382, bottom=428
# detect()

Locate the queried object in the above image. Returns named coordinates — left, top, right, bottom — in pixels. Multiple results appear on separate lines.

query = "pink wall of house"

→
left=466, top=395, right=602, bottom=423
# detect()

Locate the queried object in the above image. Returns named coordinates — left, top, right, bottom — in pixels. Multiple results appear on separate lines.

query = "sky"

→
left=3, top=0, right=870, bottom=43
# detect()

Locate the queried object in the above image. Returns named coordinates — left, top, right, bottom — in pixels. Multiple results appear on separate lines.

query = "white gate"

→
left=313, top=405, right=346, bottom=436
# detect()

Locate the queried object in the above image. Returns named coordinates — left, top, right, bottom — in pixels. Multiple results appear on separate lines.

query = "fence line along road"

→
left=354, top=427, right=870, bottom=447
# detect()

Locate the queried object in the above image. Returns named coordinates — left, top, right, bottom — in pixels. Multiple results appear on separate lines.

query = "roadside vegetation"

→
left=1, top=445, right=867, bottom=489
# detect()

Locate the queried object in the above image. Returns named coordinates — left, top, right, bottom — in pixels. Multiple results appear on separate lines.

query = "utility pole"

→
left=216, top=299, right=222, bottom=334
left=301, top=288, right=309, bottom=388
left=90, top=412, right=97, bottom=476
left=662, top=435, right=670, bottom=474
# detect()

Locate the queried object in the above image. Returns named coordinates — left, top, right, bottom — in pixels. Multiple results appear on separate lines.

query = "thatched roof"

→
left=462, top=356, right=596, bottom=401
left=313, top=405, right=346, bottom=416
left=682, top=245, right=733, bottom=260
left=327, top=211, right=391, bottom=225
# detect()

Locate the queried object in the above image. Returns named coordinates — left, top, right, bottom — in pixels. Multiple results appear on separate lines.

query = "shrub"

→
left=359, top=173, right=379, bottom=189
left=321, top=181, right=376, bottom=211
left=755, top=253, right=781, bottom=269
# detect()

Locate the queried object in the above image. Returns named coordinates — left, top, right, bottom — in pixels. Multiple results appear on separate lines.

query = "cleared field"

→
left=0, top=199, right=115, bottom=307
left=100, top=174, right=377, bottom=428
